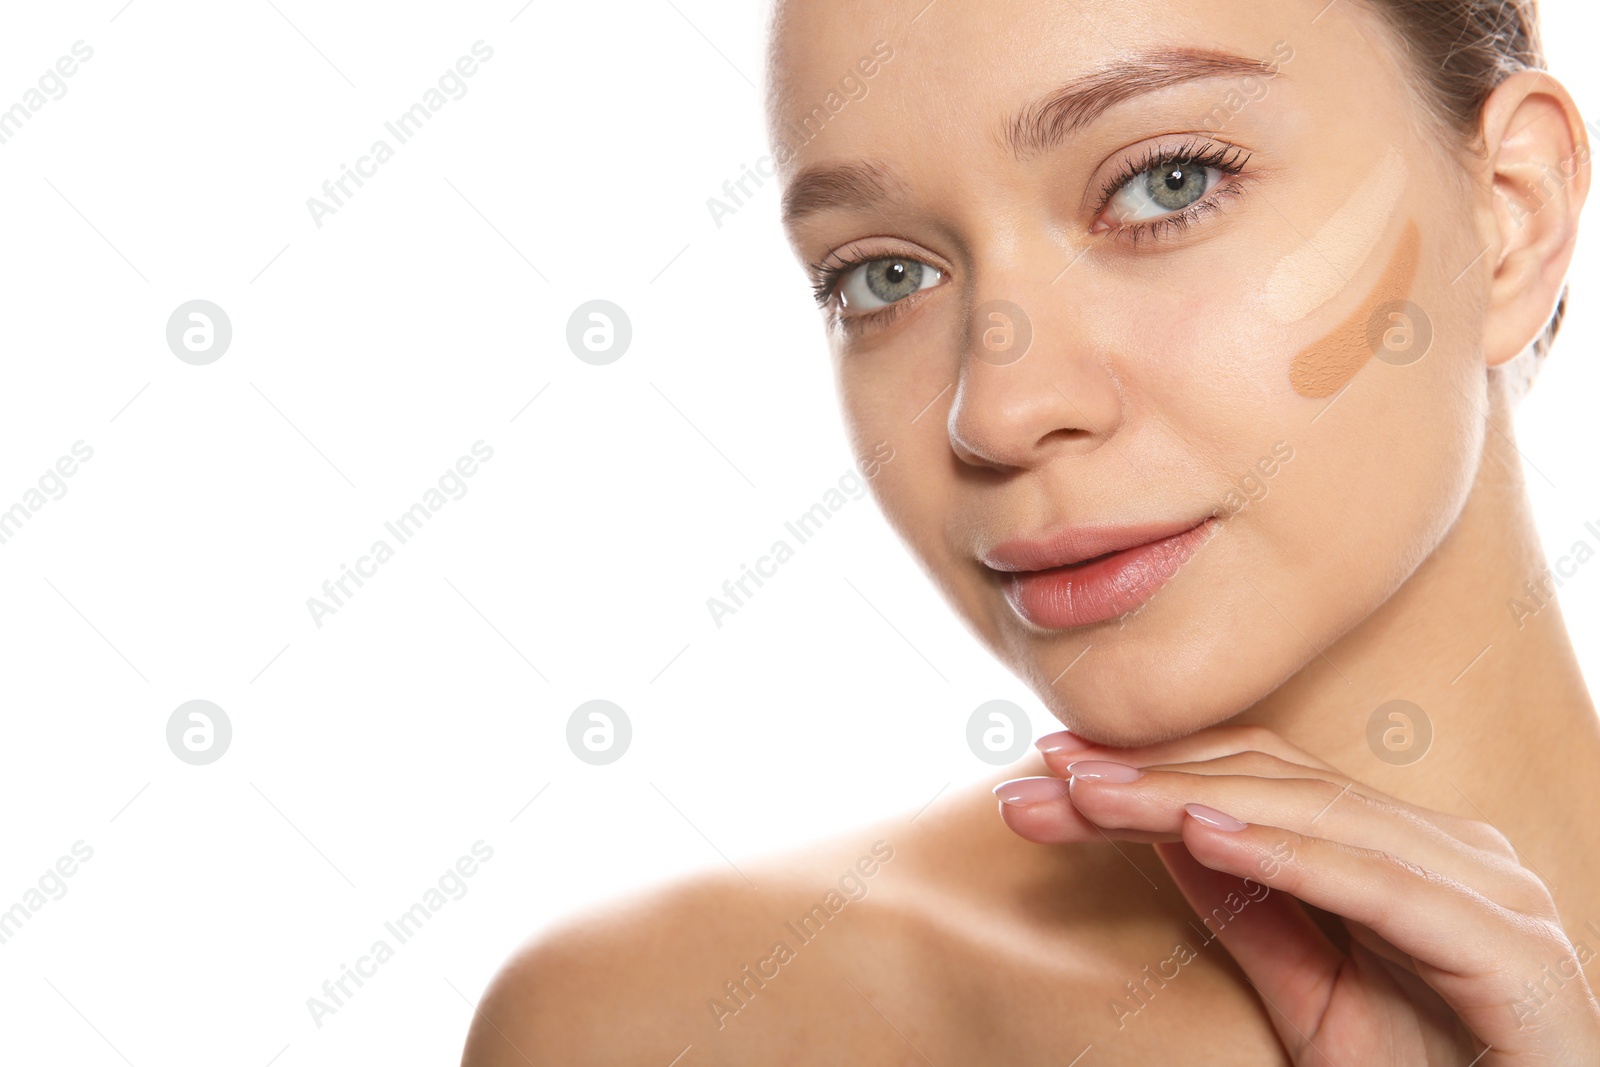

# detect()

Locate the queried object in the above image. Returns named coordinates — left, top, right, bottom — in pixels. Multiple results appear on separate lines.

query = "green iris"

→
left=863, top=259, right=925, bottom=303
left=1145, top=161, right=1209, bottom=211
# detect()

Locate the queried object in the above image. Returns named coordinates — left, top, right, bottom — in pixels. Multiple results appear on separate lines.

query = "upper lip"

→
left=980, top=517, right=1211, bottom=573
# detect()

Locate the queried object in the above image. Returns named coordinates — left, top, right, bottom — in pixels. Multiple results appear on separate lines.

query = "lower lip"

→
left=998, top=519, right=1217, bottom=629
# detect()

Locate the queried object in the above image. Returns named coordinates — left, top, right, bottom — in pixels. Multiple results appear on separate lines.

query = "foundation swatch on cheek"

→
left=1289, top=218, right=1422, bottom=399
left=1262, top=145, right=1407, bottom=324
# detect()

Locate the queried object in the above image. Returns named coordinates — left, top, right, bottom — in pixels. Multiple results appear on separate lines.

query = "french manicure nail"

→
left=1035, top=730, right=1094, bottom=755
left=993, top=776, right=1071, bottom=806
left=1065, top=759, right=1144, bottom=783
left=1184, top=802, right=1247, bottom=832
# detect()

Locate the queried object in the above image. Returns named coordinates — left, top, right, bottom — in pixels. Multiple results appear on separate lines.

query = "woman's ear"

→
left=1475, top=69, right=1592, bottom=368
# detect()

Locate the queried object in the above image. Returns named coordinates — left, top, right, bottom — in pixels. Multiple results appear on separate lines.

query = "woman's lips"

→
left=986, top=518, right=1217, bottom=629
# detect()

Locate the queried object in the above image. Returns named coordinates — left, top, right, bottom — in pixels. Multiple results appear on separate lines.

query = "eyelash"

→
left=809, top=257, right=857, bottom=310
left=1092, top=138, right=1253, bottom=246
left=806, top=254, right=934, bottom=337
left=807, top=137, right=1254, bottom=331
left=807, top=254, right=931, bottom=336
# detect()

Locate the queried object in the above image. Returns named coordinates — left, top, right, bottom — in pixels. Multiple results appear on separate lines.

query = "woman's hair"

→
left=1361, top=0, right=1565, bottom=378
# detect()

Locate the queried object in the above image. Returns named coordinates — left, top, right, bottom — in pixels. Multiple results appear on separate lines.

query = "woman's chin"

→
left=1039, top=699, right=1230, bottom=749
left=1020, top=638, right=1274, bottom=748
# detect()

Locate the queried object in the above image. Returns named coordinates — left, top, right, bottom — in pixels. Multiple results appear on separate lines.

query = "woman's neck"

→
left=1237, top=380, right=1600, bottom=928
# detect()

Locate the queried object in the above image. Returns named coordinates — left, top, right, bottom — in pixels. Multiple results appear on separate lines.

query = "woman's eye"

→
left=1103, top=159, right=1222, bottom=226
left=838, top=257, right=942, bottom=311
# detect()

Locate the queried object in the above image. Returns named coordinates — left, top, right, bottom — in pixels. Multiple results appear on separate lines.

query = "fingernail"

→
left=993, top=776, right=1071, bottom=806
left=1184, top=802, right=1247, bottom=832
left=1065, top=759, right=1143, bottom=783
left=1035, top=730, right=1094, bottom=755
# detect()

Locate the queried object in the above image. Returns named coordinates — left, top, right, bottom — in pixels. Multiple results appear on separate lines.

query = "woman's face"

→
left=770, top=0, right=1494, bottom=745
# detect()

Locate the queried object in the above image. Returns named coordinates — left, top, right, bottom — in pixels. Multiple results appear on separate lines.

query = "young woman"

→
left=462, top=0, right=1600, bottom=1061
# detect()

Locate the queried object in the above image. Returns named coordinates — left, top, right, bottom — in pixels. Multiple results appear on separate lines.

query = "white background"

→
left=0, top=1, right=1596, bottom=1063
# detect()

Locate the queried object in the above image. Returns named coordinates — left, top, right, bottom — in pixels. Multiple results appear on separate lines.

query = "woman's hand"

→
left=993, top=723, right=1600, bottom=1064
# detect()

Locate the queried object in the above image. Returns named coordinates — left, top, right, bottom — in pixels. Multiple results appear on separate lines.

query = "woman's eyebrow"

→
left=780, top=47, right=1278, bottom=229
left=781, top=160, right=911, bottom=229
left=1006, top=47, right=1281, bottom=159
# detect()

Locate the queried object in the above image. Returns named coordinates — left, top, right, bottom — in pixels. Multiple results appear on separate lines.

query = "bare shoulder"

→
left=458, top=828, right=927, bottom=1066
left=457, top=868, right=763, bottom=1066
left=456, top=769, right=1277, bottom=1064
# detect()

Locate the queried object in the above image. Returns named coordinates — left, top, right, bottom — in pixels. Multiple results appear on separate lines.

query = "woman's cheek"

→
left=1114, top=272, right=1299, bottom=471
left=1215, top=218, right=1487, bottom=650
left=836, top=356, right=953, bottom=536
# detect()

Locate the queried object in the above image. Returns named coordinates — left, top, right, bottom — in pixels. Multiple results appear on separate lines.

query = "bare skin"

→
left=460, top=774, right=1295, bottom=1064
left=459, top=451, right=1600, bottom=1064
left=462, top=0, right=1600, bottom=1062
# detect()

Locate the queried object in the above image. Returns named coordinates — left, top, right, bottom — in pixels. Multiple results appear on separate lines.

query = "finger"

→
left=1176, top=806, right=1580, bottom=1053
left=1037, top=723, right=1344, bottom=777
left=1151, top=839, right=1353, bottom=1056
left=1344, top=919, right=1426, bottom=977
left=1160, top=836, right=1470, bottom=1062
left=1041, top=727, right=1517, bottom=863
left=1150, top=751, right=1520, bottom=863
left=1000, top=759, right=1526, bottom=889
left=994, top=776, right=1176, bottom=845
left=1026, top=724, right=1345, bottom=849
left=1066, top=763, right=1542, bottom=905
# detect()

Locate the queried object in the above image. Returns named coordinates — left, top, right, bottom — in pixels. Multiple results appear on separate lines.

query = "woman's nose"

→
left=946, top=290, right=1124, bottom=471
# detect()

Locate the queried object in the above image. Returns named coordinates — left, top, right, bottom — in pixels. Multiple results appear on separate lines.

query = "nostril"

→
left=1040, top=426, right=1098, bottom=448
